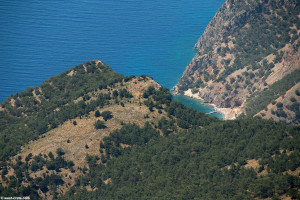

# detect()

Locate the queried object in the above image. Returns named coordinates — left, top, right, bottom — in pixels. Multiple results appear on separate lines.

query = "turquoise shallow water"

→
left=173, top=96, right=223, bottom=119
left=0, top=0, right=225, bottom=118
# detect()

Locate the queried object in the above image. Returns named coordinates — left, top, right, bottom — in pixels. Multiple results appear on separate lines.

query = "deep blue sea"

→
left=0, top=0, right=224, bottom=118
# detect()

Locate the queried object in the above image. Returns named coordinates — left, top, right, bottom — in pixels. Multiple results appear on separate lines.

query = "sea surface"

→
left=0, top=0, right=224, bottom=118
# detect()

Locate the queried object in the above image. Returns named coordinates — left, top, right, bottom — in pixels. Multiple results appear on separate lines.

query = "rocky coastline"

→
left=172, top=88, right=239, bottom=120
left=174, top=0, right=299, bottom=124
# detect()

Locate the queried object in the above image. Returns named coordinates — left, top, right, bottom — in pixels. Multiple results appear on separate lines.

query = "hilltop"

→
left=0, top=60, right=173, bottom=198
left=174, top=0, right=300, bottom=124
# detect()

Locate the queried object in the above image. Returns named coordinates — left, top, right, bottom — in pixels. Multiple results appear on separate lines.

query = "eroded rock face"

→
left=175, top=0, right=300, bottom=121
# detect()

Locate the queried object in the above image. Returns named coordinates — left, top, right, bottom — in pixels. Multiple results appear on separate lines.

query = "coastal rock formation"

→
left=175, top=0, right=300, bottom=123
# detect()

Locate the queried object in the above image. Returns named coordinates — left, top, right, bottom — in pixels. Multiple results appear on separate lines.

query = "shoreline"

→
left=176, top=89, right=239, bottom=120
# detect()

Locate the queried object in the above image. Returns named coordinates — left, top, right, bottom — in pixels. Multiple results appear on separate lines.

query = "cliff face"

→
left=175, top=0, right=300, bottom=123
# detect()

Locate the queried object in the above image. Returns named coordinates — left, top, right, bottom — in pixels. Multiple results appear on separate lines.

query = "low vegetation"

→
left=245, top=69, right=300, bottom=118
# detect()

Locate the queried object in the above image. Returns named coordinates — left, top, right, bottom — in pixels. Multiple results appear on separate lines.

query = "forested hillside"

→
left=0, top=61, right=299, bottom=199
left=1, top=0, right=300, bottom=199
left=0, top=60, right=170, bottom=198
left=175, top=0, right=300, bottom=124
left=0, top=60, right=124, bottom=161
left=62, top=120, right=300, bottom=200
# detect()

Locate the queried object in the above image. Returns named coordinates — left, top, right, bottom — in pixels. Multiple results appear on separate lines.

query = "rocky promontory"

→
left=175, top=0, right=300, bottom=123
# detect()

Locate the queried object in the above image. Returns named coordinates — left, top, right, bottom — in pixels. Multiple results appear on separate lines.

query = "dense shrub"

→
left=94, top=120, right=106, bottom=129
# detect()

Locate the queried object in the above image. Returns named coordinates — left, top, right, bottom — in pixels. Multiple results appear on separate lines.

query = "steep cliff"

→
left=175, top=0, right=300, bottom=123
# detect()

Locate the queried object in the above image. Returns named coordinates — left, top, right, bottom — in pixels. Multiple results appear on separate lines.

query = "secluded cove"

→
left=173, top=95, right=223, bottom=119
